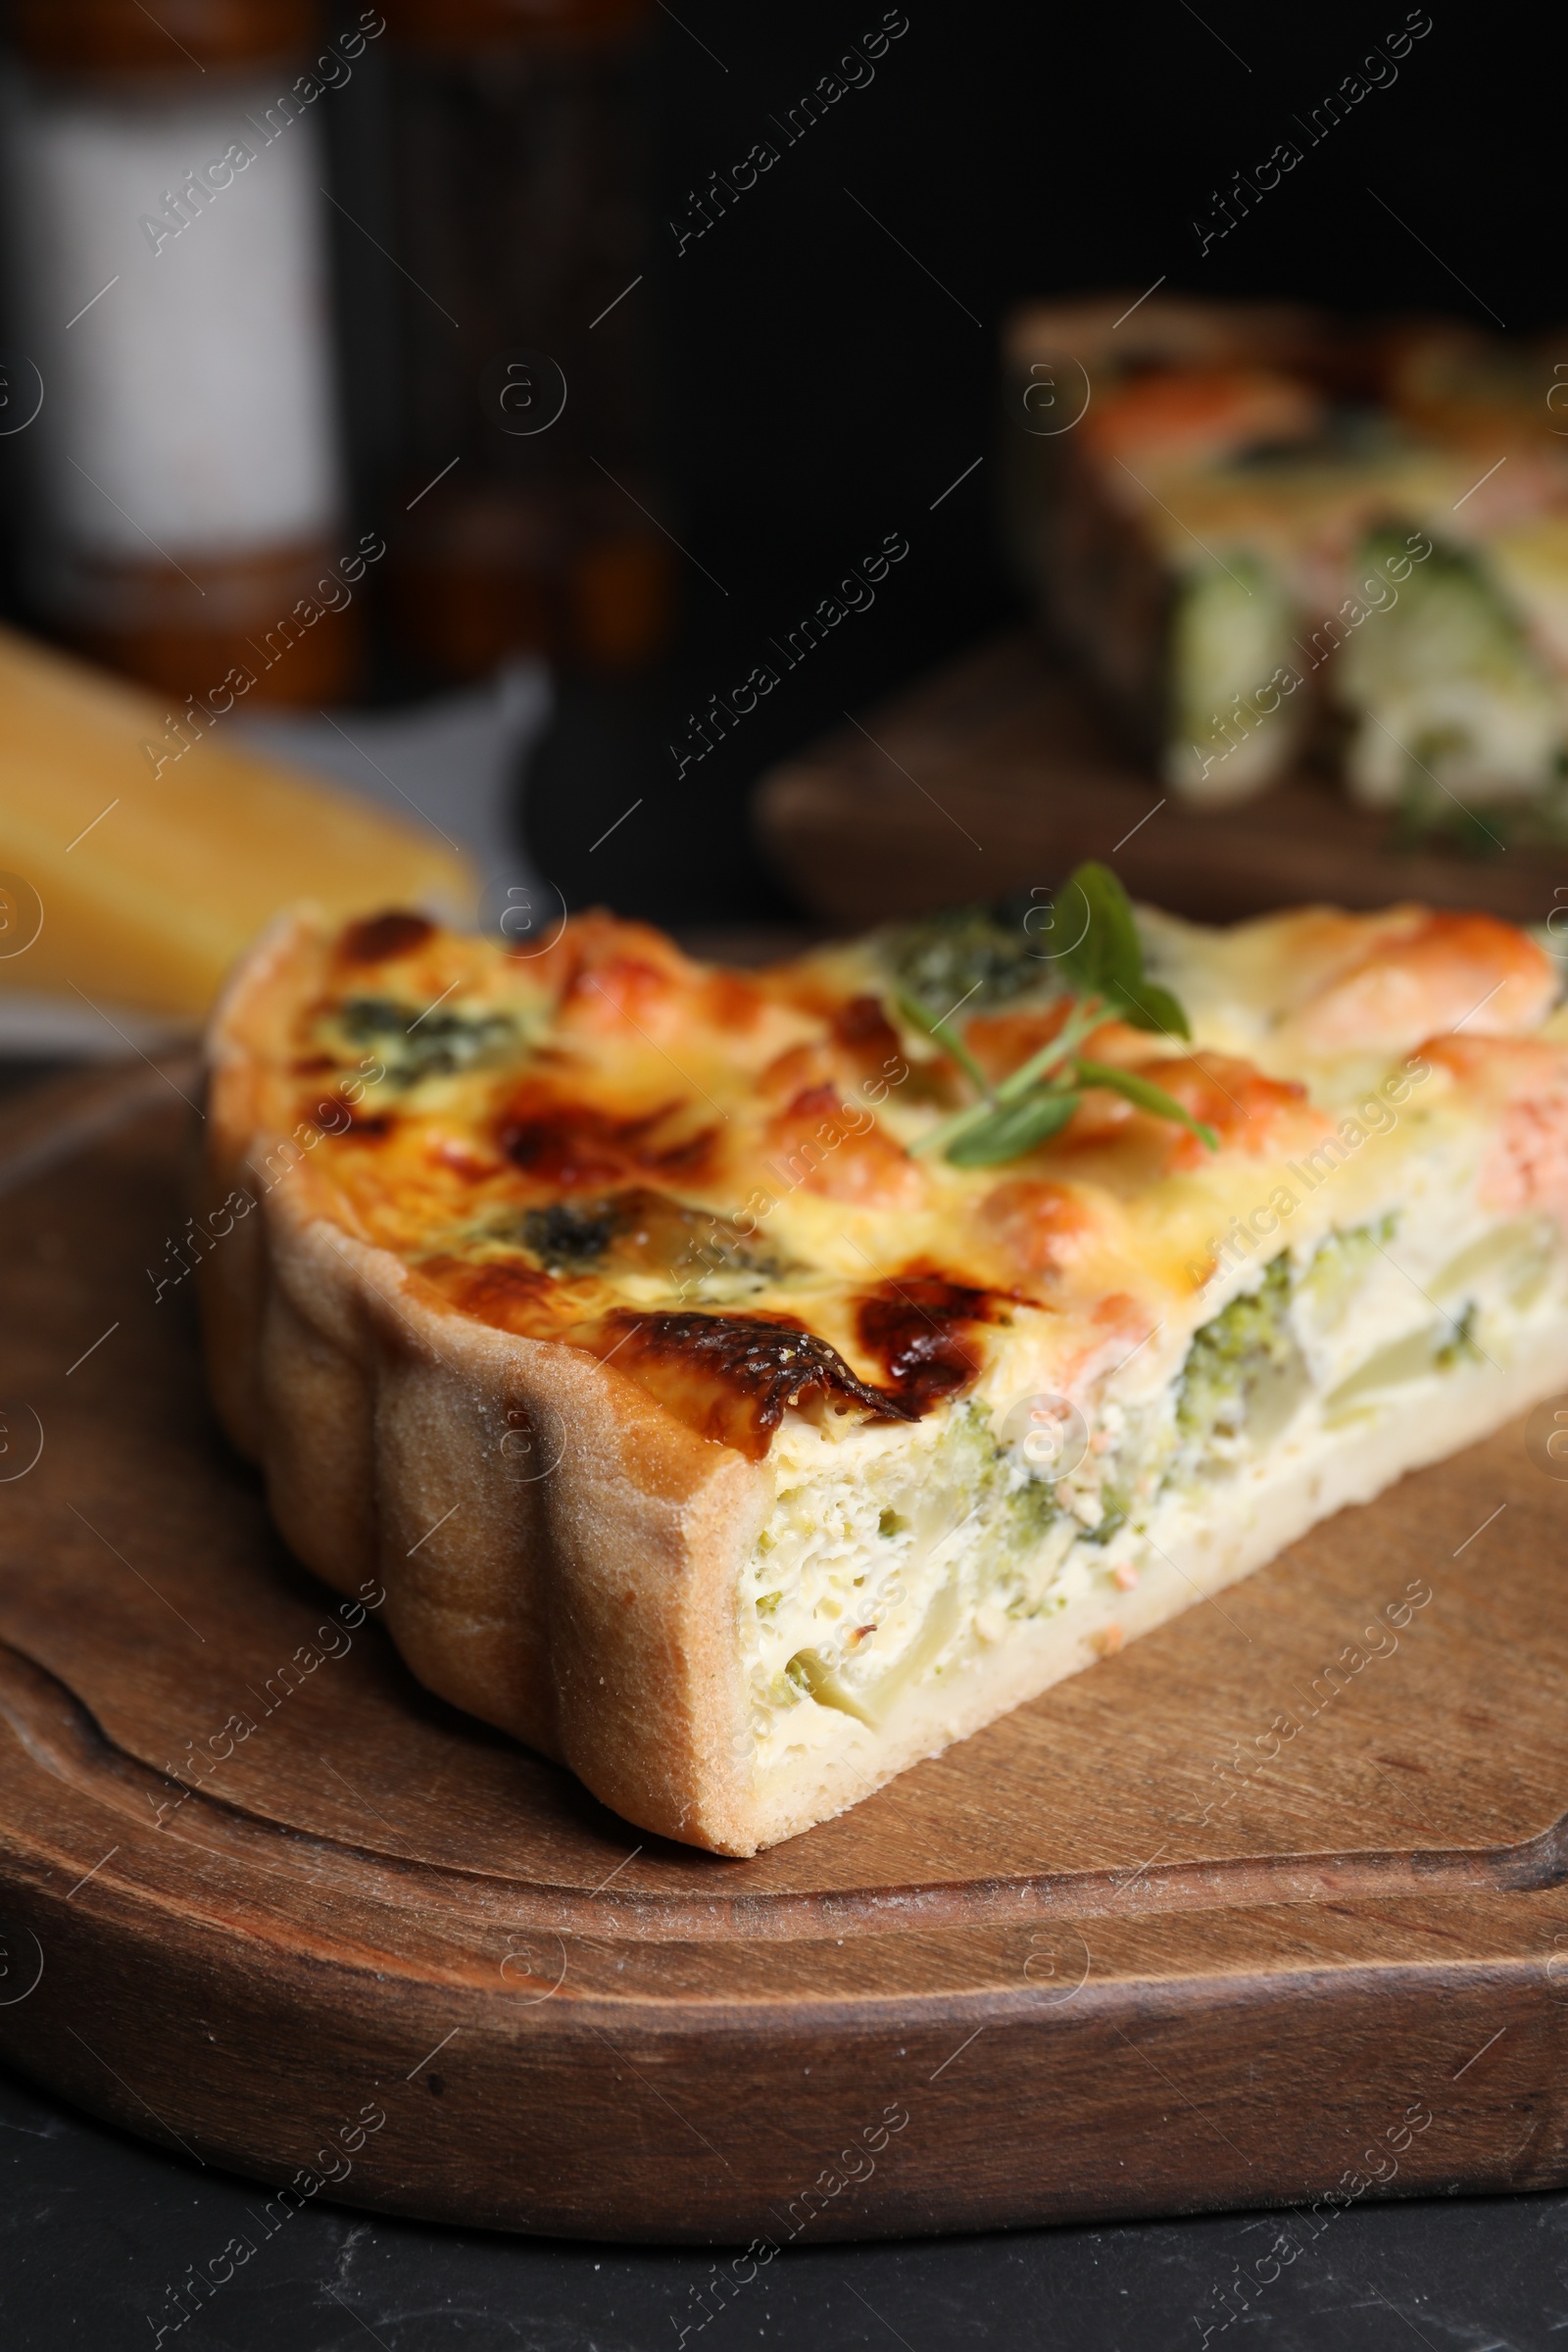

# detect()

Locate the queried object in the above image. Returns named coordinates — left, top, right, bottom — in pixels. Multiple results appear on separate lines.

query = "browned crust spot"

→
left=857, top=1274, right=1006, bottom=1415
left=577, top=1310, right=910, bottom=1461
left=415, top=1254, right=562, bottom=1336
left=338, top=910, right=435, bottom=964
left=499, top=1093, right=719, bottom=1191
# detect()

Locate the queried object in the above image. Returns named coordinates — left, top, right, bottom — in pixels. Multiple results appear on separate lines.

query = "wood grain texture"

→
left=756, top=632, right=1568, bottom=929
left=1, top=1079, right=1567, bottom=2242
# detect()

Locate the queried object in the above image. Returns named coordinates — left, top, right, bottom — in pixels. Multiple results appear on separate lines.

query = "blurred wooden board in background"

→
left=756, top=632, right=1568, bottom=929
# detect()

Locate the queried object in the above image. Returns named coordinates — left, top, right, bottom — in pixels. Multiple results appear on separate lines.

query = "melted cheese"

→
left=241, top=896, right=1568, bottom=1836
left=266, top=900, right=1567, bottom=1450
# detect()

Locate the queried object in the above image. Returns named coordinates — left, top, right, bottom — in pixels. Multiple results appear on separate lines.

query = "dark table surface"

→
left=6, top=2058, right=1568, bottom=2351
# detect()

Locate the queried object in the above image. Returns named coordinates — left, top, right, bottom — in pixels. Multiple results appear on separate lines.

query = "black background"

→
left=14, top=6, right=1568, bottom=2344
left=508, top=0, right=1562, bottom=923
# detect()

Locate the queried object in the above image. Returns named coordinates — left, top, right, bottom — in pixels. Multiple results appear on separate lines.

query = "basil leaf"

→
left=945, top=1088, right=1081, bottom=1167
left=1118, top=980, right=1191, bottom=1040
left=1074, top=1058, right=1219, bottom=1151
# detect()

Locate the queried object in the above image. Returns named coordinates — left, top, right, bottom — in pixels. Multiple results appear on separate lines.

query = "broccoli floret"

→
left=1166, top=556, right=1300, bottom=797
left=1343, top=533, right=1566, bottom=808
left=880, top=898, right=1049, bottom=1017
left=333, top=997, right=515, bottom=1089
left=512, top=1188, right=784, bottom=1297
left=1081, top=1488, right=1130, bottom=1546
left=1001, top=1464, right=1067, bottom=1548
left=1298, top=1213, right=1396, bottom=1327
left=926, top=1401, right=1065, bottom=1565
left=517, top=1197, right=626, bottom=1274
left=1176, top=1251, right=1305, bottom=1460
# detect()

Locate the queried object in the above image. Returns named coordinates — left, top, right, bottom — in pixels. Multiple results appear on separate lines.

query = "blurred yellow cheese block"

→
left=0, top=624, right=475, bottom=1020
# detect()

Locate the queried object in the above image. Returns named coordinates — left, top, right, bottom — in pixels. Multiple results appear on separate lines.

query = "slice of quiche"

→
left=200, top=877, right=1568, bottom=1854
left=1004, top=295, right=1568, bottom=816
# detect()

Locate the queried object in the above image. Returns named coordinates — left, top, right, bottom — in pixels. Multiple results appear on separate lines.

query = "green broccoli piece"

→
left=1435, top=1300, right=1482, bottom=1369
left=1342, top=533, right=1565, bottom=808
left=331, top=997, right=516, bottom=1090
left=1177, top=1252, right=1305, bottom=1457
left=880, top=898, right=1047, bottom=1018
left=1298, top=1213, right=1396, bottom=1327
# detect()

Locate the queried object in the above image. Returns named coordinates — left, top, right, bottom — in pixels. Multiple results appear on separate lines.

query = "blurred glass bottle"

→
left=382, top=0, right=669, bottom=678
left=0, top=0, right=357, bottom=702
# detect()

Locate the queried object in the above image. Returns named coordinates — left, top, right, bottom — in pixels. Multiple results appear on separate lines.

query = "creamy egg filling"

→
left=738, top=1197, right=1568, bottom=1781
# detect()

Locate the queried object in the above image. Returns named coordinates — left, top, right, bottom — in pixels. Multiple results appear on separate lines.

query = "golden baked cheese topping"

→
left=260, top=893, right=1566, bottom=1462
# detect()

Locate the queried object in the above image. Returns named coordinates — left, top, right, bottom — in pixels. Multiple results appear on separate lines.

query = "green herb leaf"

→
left=991, top=996, right=1105, bottom=1103
left=910, top=1099, right=1002, bottom=1157
left=1074, top=1057, right=1218, bottom=1151
left=1058, top=861, right=1144, bottom=1006
left=894, top=988, right=992, bottom=1096
left=944, top=1089, right=1082, bottom=1167
left=1117, top=980, right=1191, bottom=1040
left=892, top=868, right=1205, bottom=1169
left=1049, top=862, right=1195, bottom=1037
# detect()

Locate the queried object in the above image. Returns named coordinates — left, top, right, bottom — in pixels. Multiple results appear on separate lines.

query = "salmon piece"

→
left=532, top=911, right=709, bottom=1046
left=701, top=968, right=768, bottom=1032
left=1424, top=1035, right=1568, bottom=1227
left=1419, top=1035, right=1564, bottom=1092
left=758, top=1041, right=835, bottom=1104
left=979, top=1178, right=1102, bottom=1279
left=528, top=907, right=684, bottom=991
left=1062, top=1052, right=1307, bottom=1171
left=763, top=1085, right=925, bottom=1209
left=1262, top=904, right=1426, bottom=998
left=562, top=953, right=690, bottom=1038
left=1083, top=367, right=1321, bottom=468
left=965, top=1005, right=1142, bottom=1084
left=1486, top=1097, right=1568, bottom=1226
left=759, top=1003, right=909, bottom=1109
left=1137, top=1053, right=1306, bottom=1165
left=1055, top=1292, right=1152, bottom=1393
left=1279, top=911, right=1557, bottom=1058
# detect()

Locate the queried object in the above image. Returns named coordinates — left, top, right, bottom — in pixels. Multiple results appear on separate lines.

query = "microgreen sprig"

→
left=899, top=862, right=1219, bottom=1168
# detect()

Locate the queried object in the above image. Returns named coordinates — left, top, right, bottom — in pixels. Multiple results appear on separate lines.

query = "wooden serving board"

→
left=3, top=1079, right=1568, bottom=2244
left=756, top=631, right=1568, bottom=928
